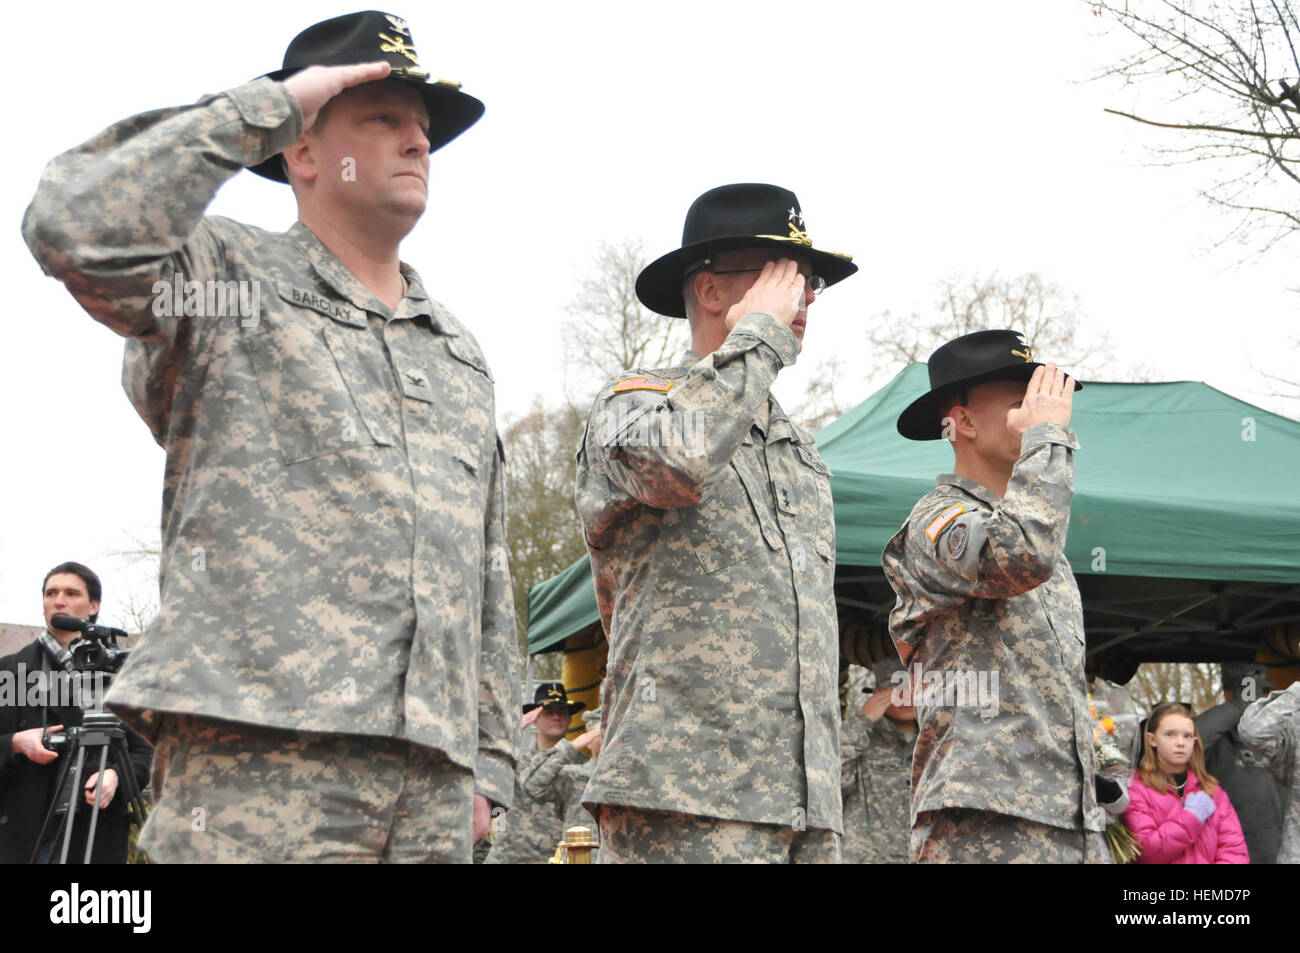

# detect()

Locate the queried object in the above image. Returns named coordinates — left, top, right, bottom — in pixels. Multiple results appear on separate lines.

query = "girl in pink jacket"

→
left=1123, top=701, right=1249, bottom=864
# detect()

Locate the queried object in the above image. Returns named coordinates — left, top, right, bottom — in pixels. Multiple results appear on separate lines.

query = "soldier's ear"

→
left=952, top=404, right=976, bottom=437
left=939, top=402, right=975, bottom=442
left=282, top=137, right=320, bottom=186
left=693, top=270, right=725, bottom=317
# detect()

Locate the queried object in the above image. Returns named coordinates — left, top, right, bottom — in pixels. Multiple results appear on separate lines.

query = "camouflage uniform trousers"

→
left=911, top=808, right=1109, bottom=864
left=597, top=806, right=840, bottom=864
left=139, top=715, right=475, bottom=863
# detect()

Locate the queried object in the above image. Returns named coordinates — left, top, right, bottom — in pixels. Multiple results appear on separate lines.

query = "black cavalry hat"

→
left=635, top=183, right=858, bottom=318
left=522, top=682, right=587, bottom=716
left=248, top=11, right=484, bottom=183
left=895, top=329, right=1083, bottom=441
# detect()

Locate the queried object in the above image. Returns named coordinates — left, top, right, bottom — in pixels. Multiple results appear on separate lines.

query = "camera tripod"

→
left=32, top=711, right=149, bottom=864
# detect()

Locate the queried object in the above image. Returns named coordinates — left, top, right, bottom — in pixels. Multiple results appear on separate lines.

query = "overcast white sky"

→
left=2, top=0, right=1296, bottom=629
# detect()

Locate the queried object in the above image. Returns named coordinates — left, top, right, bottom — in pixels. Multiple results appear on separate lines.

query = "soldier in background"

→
left=575, top=184, right=857, bottom=863
left=881, top=331, right=1104, bottom=863
left=1239, top=680, right=1300, bottom=864
left=486, top=683, right=586, bottom=864
left=1197, top=662, right=1287, bottom=863
left=22, top=11, right=517, bottom=861
left=524, top=707, right=602, bottom=856
left=840, top=657, right=916, bottom=864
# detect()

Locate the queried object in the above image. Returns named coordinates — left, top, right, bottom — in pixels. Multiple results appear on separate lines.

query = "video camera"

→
left=48, top=615, right=130, bottom=674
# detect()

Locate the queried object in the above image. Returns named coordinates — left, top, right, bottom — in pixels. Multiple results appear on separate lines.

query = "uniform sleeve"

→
left=1238, top=682, right=1300, bottom=788
left=1122, top=781, right=1201, bottom=864
left=476, top=439, right=521, bottom=808
left=519, top=738, right=587, bottom=802
left=578, top=312, right=798, bottom=514
left=1212, top=790, right=1250, bottom=864
left=882, top=422, right=1078, bottom=643
left=839, top=716, right=873, bottom=793
left=22, top=77, right=302, bottom=342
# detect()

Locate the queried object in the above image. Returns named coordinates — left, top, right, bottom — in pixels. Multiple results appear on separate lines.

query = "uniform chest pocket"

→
left=680, top=452, right=779, bottom=573
left=796, top=443, right=836, bottom=560
left=243, top=320, right=391, bottom=464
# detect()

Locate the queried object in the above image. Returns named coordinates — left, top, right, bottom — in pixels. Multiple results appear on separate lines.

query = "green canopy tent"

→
left=526, top=364, right=1300, bottom=681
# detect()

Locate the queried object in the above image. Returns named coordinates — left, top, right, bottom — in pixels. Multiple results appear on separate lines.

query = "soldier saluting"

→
left=22, top=11, right=518, bottom=862
left=575, top=183, right=857, bottom=863
left=880, top=330, right=1105, bottom=863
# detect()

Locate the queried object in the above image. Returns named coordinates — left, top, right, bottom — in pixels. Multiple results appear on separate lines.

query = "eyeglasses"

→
left=705, top=268, right=827, bottom=295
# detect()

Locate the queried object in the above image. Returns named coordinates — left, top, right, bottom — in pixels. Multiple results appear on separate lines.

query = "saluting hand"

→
left=572, top=726, right=601, bottom=753
left=724, top=259, right=807, bottom=333
left=283, top=61, right=393, bottom=133
left=1006, top=362, right=1074, bottom=437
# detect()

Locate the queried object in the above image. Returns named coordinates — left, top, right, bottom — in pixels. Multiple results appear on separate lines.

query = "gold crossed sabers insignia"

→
left=1011, top=347, right=1034, bottom=362
left=755, top=224, right=814, bottom=247
left=378, top=32, right=421, bottom=64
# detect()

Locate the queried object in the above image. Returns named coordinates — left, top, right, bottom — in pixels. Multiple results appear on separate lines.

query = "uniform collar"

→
left=935, top=472, right=1002, bottom=507
left=286, top=222, right=447, bottom=330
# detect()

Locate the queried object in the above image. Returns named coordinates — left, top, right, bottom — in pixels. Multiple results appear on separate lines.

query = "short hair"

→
left=938, top=386, right=968, bottom=415
left=1221, top=661, right=1270, bottom=696
left=680, top=248, right=762, bottom=323
left=935, top=386, right=969, bottom=441
left=42, top=561, right=102, bottom=623
left=682, top=272, right=700, bottom=323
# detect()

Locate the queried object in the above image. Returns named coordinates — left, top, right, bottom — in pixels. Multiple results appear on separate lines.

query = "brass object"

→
left=547, top=825, right=596, bottom=864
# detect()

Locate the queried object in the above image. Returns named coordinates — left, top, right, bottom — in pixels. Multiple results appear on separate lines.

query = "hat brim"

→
left=247, top=71, right=484, bottom=183
left=895, top=363, right=1083, bottom=441
left=522, top=701, right=587, bottom=715
left=636, top=236, right=859, bottom=318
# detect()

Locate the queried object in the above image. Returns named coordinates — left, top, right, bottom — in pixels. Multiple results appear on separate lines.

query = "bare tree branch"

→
left=1103, top=106, right=1300, bottom=136
left=866, top=271, right=1133, bottom=384
left=561, top=239, right=690, bottom=402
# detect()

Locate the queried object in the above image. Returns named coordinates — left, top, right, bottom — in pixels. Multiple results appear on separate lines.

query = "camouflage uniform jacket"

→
left=1238, top=683, right=1300, bottom=863
left=840, top=709, right=915, bottom=863
left=574, top=315, right=842, bottom=833
left=484, top=742, right=568, bottom=864
left=21, top=77, right=519, bottom=806
left=520, top=738, right=597, bottom=835
left=880, top=423, right=1099, bottom=832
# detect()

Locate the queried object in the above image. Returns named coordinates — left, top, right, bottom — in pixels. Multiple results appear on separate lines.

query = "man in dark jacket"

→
left=0, top=562, right=152, bottom=863
left=1197, top=662, right=1287, bottom=863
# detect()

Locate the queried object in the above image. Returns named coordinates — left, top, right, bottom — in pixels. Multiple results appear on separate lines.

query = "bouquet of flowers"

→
left=1090, top=693, right=1142, bottom=864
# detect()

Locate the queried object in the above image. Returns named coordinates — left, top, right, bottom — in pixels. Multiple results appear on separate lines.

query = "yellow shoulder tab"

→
left=924, top=503, right=965, bottom=542
left=612, top=376, right=673, bottom=394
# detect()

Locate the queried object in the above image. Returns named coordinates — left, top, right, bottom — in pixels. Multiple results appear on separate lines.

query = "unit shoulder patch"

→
left=945, top=521, right=970, bottom=560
